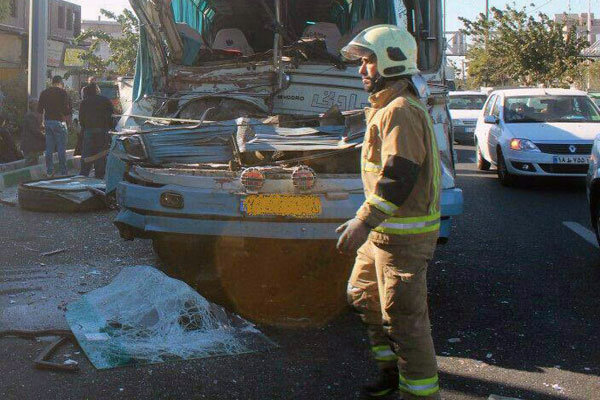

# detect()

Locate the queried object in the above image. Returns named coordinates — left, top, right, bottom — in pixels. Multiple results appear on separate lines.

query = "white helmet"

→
left=340, top=24, right=419, bottom=78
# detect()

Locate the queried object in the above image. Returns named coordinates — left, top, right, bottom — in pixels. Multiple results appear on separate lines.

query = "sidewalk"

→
left=0, top=151, right=81, bottom=191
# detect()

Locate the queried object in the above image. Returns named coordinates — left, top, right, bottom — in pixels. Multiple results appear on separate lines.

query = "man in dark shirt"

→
left=38, top=75, right=72, bottom=176
left=21, top=97, right=45, bottom=166
left=79, top=83, right=114, bottom=179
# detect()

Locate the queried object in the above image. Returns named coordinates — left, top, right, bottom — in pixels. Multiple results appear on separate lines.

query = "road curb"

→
left=0, top=150, right=77, bottom=173
left=0, top=156, right=81, bottom=191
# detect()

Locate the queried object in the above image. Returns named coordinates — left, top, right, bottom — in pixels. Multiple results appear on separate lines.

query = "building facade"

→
left=555, top=13, right=600, bottom=44
left=81, top=18, right=123, bottom=71
left=0, top=0, right=84, bottom=86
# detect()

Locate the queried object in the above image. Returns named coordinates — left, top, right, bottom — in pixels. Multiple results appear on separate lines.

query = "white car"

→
left=474, top=88, right=600, bottom=186
left=448, top=91, right=488, bottom=144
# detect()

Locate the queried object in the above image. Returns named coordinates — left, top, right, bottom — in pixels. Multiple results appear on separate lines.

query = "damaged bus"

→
left=108, top=0, right=463, bottom=325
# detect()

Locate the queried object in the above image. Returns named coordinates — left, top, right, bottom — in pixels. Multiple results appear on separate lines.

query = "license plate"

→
left=552, top=155, right=590, bottom=164
left=465, top=127, right=475, bottom=133
left=241, top=194, right=322, bottom=218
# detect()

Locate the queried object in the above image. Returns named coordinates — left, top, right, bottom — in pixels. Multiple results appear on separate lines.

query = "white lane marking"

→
left=562, top=221, right=599, bottom=248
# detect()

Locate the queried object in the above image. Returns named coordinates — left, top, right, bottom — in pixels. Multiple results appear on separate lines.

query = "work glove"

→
left=336, top=218, right=371, bottom=255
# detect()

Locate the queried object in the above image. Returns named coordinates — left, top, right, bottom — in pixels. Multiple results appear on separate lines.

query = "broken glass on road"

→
left=66, top=266, right=275, bottom=369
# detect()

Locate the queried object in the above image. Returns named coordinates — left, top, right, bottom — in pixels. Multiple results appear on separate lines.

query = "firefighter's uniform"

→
left=339, top=24, right=441, bottom=399
left=348, top=79, right=441, bottom=398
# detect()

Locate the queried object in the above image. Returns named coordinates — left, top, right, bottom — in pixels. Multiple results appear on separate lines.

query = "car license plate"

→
left=465, top=127, right=475, bottom=133
left=552, top=155, right=590, bottom=164
left=241, top=194, right=322, bottom=218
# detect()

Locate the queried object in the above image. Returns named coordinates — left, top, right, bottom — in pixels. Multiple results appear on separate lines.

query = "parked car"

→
left=448, top=91, right=488, bottom=144
left=474, top=88, right=600, bottom=186
left=586, top=135, right=600, bottom=245
left=97, top=81, right=122, bottom=115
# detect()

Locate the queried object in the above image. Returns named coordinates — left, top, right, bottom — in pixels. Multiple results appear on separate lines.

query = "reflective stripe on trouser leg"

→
left=398, top=374, right=439, bottom=396
left=374, top=242, right=439, bottom=396
left=371, top=345, right=398, bottom=362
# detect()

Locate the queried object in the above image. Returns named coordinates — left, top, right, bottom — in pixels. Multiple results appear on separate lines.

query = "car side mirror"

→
left=484, top=115, right=499, bottom=124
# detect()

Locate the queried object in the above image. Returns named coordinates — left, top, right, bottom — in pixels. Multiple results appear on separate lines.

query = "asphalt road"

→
left=1, top=145, right=599, bottom=400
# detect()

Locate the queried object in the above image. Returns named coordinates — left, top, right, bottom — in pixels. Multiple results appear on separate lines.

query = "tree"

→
left=75, top=9, right=139, bottom=77
left=0, top=0, right=10, bottom=21
left=460, top=5, right=589, bottom=87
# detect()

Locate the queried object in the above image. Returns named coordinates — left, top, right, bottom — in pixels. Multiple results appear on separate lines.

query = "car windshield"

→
left=504, top=95, right=600, bottom=123
left=448, top=95, right=487, bottom=110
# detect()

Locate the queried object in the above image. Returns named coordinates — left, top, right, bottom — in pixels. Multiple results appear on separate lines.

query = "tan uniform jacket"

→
left=355, top=80, right=441, bottom=248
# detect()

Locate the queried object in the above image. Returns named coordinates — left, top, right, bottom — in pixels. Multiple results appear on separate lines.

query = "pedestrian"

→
left=81, top=76, right=97, bottom=100
left=21, top=97, right=45, bottom=166
left=38, top=75, right=72, bottom=177
left=0, top=116, right=23, bottom=163
left=78, top=83, right=114, bottom=179
left=337, top=25, right=442, bottom=399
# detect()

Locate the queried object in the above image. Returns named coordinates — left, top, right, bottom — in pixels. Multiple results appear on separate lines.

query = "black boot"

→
left=362, top=367, right=399, bottom=398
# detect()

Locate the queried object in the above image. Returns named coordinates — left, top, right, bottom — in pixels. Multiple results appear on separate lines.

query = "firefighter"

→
left=336, top=25, right=441, bottom=399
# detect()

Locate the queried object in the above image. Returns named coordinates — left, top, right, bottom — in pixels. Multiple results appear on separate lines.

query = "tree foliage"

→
left=460, top=5, right=589, bottom=87
left=75, top=9, right=139, bottom=77
left=0, top=0, right=10, bottom=21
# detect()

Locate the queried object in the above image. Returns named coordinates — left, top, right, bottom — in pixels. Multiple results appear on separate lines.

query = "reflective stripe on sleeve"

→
left=367, top=194, right=399, bottom=216
left=371, top=345, right=398, bottom=362
left=398, top=374, right=440, bottom=396
left=373, top=212, right=440, bottom=235
left=362, top=159, right=382, bottom=172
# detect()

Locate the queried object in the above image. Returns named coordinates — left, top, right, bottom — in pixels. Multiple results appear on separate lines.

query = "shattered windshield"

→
left=169, top=0, right=399, bottom=65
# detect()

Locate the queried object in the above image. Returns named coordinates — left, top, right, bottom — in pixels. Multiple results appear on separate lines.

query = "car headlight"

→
left=510, top=138, right=540, bottom=152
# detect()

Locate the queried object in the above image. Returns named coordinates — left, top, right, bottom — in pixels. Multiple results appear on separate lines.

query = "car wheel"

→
left=476, top=140, right=490, bottom=170
left=496, top=148, right=516, bottom=186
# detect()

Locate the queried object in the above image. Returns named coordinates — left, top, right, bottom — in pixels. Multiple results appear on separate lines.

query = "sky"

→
left=72, top=0, right=599, bottom=31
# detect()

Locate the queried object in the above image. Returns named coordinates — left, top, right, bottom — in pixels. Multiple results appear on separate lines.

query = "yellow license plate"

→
left=241, top=194, right=322, bottom=218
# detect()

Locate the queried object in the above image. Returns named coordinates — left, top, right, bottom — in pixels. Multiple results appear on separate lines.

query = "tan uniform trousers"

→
left=347, top=238, right=439, bottom=399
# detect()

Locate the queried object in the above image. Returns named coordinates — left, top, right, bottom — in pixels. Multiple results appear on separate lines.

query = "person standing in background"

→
left=81, top=76, right=97, bottom=100
left=38, top=75, right=72, bottom=177
left=79, top=83, right=114, bottom=179
left=21, top=97, right=45, bottom=166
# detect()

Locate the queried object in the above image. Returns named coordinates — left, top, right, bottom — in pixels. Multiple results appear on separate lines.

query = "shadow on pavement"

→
left=430, top=165, right=600, bottom=380
left=440, top=371, right=569, bottom=400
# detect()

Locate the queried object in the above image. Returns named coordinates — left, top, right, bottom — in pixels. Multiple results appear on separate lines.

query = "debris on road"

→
left=41, top=247, right=69, bottom=257
left=488, top=395, right=524, bottom=400
left=18, top=176, right=107, bottom=212
left=0, top=187, right=18, bottom=206
left=66, top=266, right=275, bottom=369
left=448, top=338, right=462, bottom=343
left=0, top=329, right=79, bottom=372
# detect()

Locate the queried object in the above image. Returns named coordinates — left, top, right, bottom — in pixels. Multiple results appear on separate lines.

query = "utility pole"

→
left=28, top=0, right=48, bottom=99
left=486, top=0, right=489, bottom=21
left=588, top=0, right=593, bottom=44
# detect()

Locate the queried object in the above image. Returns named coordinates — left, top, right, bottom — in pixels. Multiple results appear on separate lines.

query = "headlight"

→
left=121, top=135, right=147, bottom=160
left=509, top=138, right=540, bottom=152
